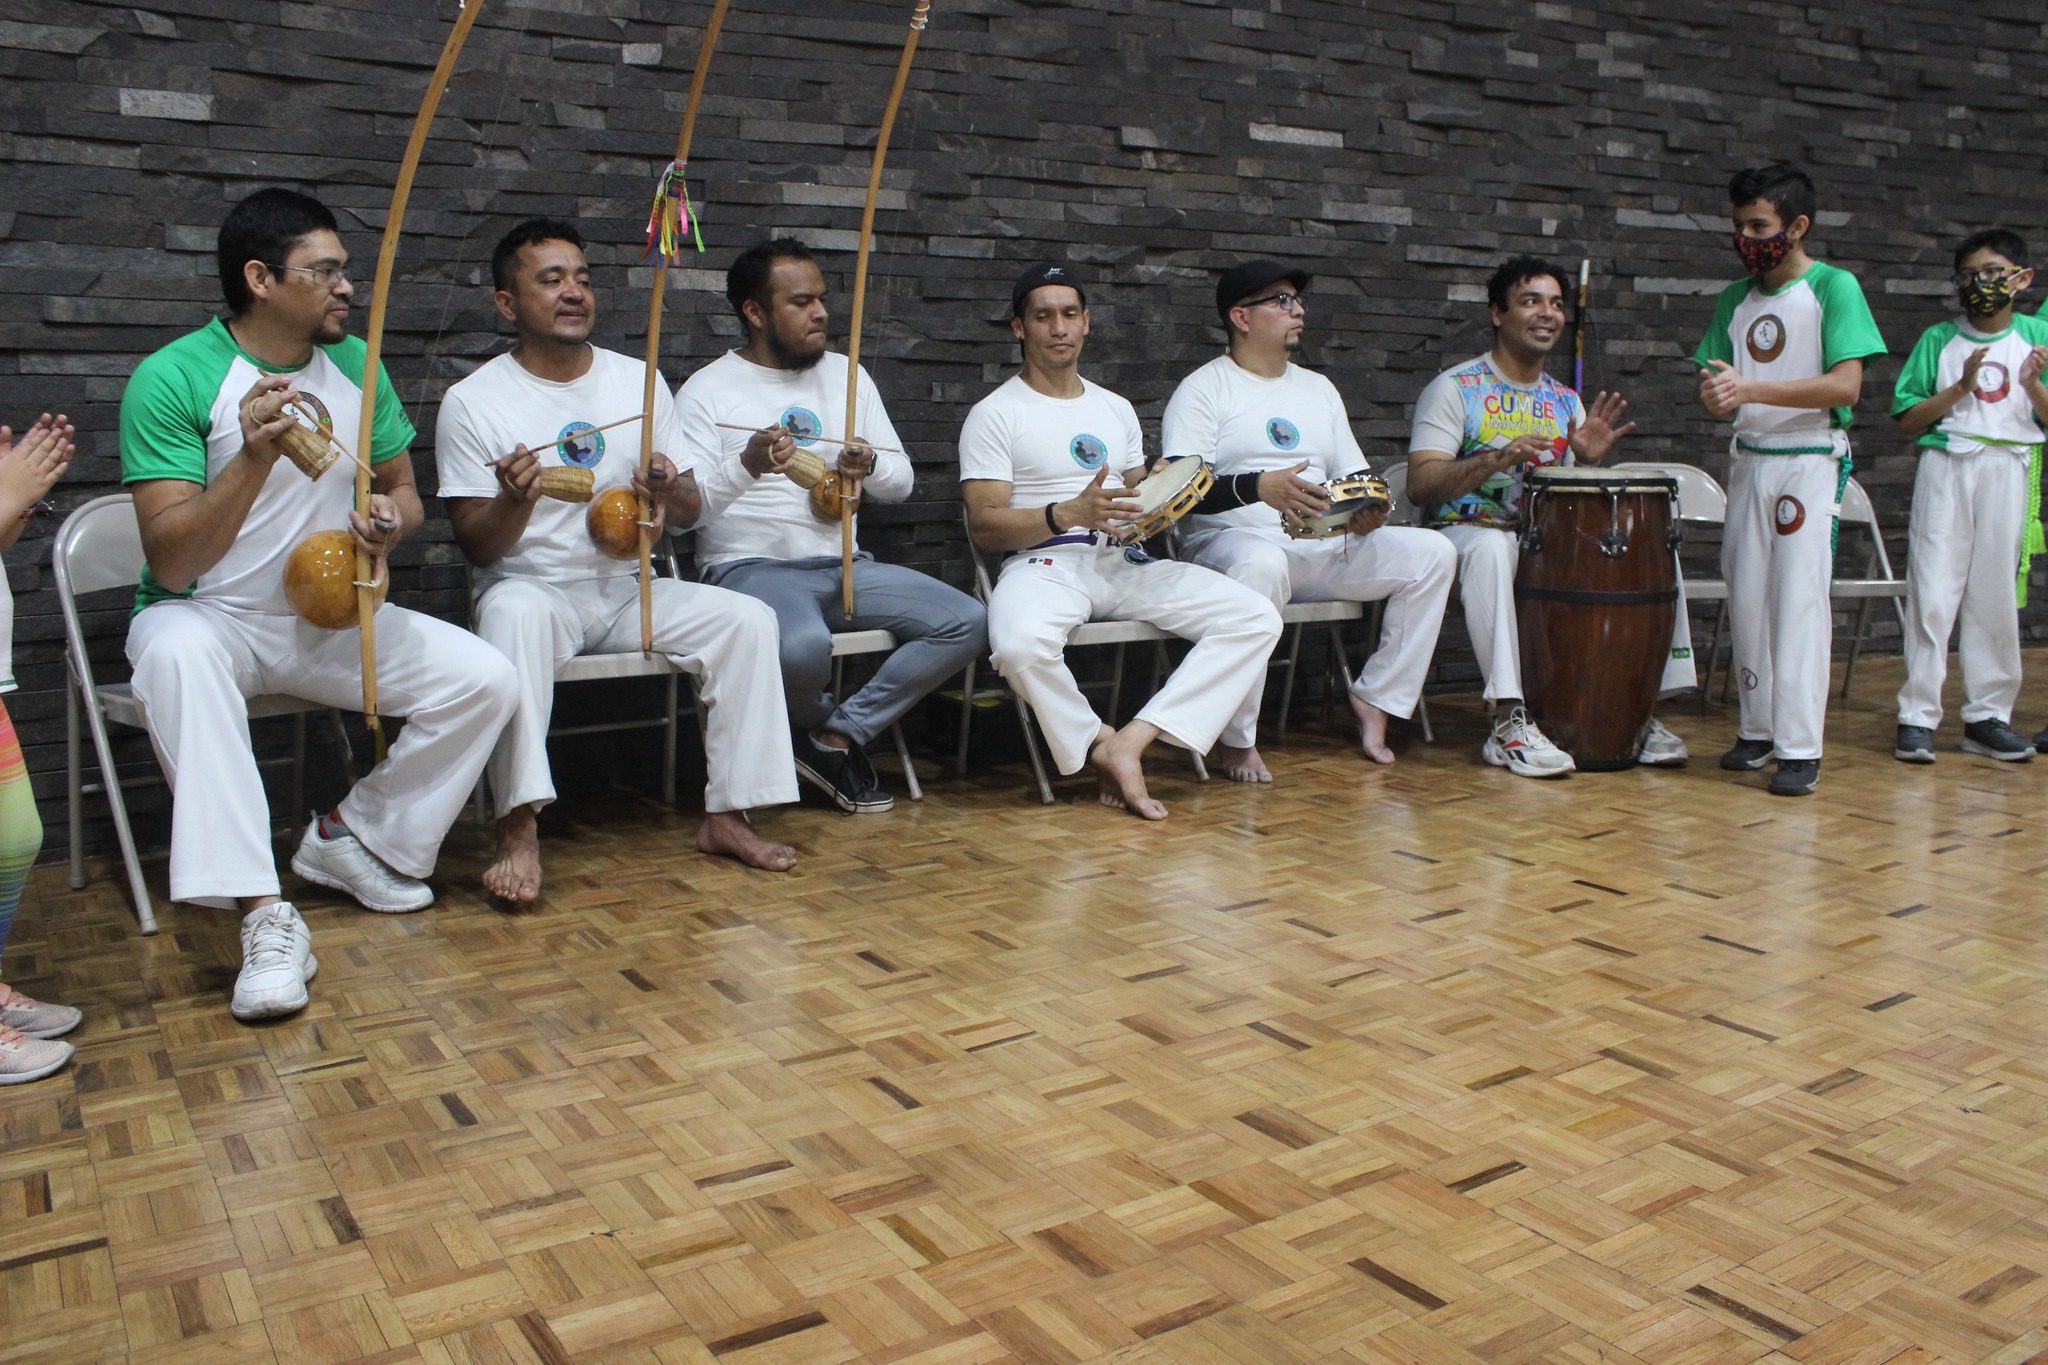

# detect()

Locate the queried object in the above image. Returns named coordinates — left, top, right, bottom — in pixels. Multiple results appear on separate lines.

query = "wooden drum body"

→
left=1512, top=468, right=1679, bottom=770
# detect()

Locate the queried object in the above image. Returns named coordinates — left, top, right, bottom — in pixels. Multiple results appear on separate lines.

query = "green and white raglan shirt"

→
left=118, top=317, right=415, bottom=617
left=1896, top=312, right=2048, bottom=602
left=1693, top=261, right=1887, bottom=456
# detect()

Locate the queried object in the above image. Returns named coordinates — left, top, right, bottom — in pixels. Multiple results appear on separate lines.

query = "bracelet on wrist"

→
left=1045, top=502, right=1062, bottom=534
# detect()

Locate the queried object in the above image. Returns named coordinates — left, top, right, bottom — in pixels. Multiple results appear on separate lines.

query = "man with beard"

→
left=119, top=188, right=517, bottom=1021
left=1694, top=165, right=1886, bottom=795
left=961, top=263, right=1280, bottom=819
left=435, top=220, right=800, bottom=900
left=674, top=238, right=985, bottom=814
left=1407, top=254, right=1694, bottom=777
left=1889, top=228, right=2047, bottom=764
left=1162, top=258, right=1454, bottom=777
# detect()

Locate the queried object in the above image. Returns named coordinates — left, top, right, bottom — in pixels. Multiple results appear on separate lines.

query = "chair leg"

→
left=328, top=710, right=359, bottom=784
left=1274, top=623, right=1306, bottom=743
left=84, top=691, right=156, bottom=935
left=1417, top=692, right=1435, bottom=744
left=1107, top=644, right=1128, bottom=722
left=662, top=674, right=679, bottom=806
left=892, top=723, right=923, bottom=801
left=1014, top=693, right=1055, bottom=805
left=1842, top=598, right=1873, bottom=700
left=66, top=678, right=84, bottom=892
left=289, top=711, right=307, bottom=819
left=955, top=657, right=977, bottom=778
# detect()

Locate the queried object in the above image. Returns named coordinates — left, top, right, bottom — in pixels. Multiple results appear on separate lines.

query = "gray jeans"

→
left=702, top=554, right=986, bottom=746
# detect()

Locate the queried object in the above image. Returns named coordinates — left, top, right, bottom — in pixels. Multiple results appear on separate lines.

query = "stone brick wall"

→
left=6, top=0, right=2047, bottom=859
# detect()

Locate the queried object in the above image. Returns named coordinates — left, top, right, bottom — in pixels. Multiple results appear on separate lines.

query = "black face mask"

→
left=1960, top=275, right=2018, bottom=318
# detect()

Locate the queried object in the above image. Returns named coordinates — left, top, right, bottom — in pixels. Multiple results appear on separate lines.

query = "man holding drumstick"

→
left=1164, top=258, right=1456, bottom=777
left=436, top=220, right=799, bottom=898
left=961, top=263, right=1281, bottom=819
left=674, top=238, right=985, bottom=815
left=1406, top=254, right=1695, bottom=777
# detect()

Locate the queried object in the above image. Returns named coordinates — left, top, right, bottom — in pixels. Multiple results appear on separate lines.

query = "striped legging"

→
left=0, top=698, right=43, bottom=971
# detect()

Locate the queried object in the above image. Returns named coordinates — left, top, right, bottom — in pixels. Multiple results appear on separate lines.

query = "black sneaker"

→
left=1893, top=725, right=1935, bottom=763
left=2036, top=725, right=2048, bottom=755
left=1961, top=718, right=2034, bottom=762
left=794, top=733, right=894, bottom=813
left=1718, top=737, right=1775, bottom=771
left=843, top=742, right=891, bottom=805
left=1768, top=758, right=1820, bottom=796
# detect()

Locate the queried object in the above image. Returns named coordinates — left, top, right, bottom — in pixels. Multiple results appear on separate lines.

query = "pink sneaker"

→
left=0, top=1024, right=72, bottom=1084
left=0, top=989, right=81, bottom=1040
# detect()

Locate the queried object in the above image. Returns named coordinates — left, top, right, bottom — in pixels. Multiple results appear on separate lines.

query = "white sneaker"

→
left=0, top=989, right=81, bottom=1040
left=231, top=903, right=317, bottom=1021
left=1636, top=717, right=1689, bottom=766
left=291, top=819, right=433, bottom=914
left=0, top=1025, right=71, bottom=1084
left=1483, top=706, right=1576, bottom=778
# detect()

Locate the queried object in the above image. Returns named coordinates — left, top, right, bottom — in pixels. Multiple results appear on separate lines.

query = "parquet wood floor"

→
left=8, top=652, right=2048, bottom=1363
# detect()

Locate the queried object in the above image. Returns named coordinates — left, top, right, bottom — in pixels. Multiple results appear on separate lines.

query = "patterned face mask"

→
left=1734, top=230, right=1793, bottom=276
left=1960, top=275, right=2018, bottom=318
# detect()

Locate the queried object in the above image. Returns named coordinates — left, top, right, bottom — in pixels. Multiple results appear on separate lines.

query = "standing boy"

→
left=1695, top=163, right=1887, bottom=796
left=1891, top=229, right=2048, bottom=763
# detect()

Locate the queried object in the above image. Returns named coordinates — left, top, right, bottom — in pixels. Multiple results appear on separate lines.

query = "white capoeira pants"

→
left=1182, top=525, right=1454, bottom=748
left=986, top=540, right=1282, bottom=775
left=1723, top=446, right=1846, bottom=761
left=126, top=600, right=519, bottom=908
left=474, top=574, right=799, bottom=819
left=1436, top=523, right=1698, bottom=704
left=1897, top=448, right=2030, bottom=729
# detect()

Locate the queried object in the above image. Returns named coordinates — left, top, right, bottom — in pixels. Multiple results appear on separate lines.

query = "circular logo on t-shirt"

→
left=1266, top=417, right=1301, bottom=450
left=1774, top=494, right=1805, bottom=535
left=1974, top=361, right=2011, bottom=404
left=552, top=421, right=604, bottom=468
left=1746, top=314, right=1786, bottom=363
left=780, top=405, right=823, bottom=445
left=1069, top=433, right=1108, bottom=470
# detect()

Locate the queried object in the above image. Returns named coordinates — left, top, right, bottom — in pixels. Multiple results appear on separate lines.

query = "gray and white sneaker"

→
left=231, top=903, right=317, bottom=1022
left=1482, top=706, right=1575, bottom=778
left=1961, top=718, right=2034, bottom=762
left=0, top=1025, right=72, bottom=1084
left=0, top=991, right=81, bottom=1040
left=1636, top=718, right=1688, bottom=766
left=1893, top=724, right=1935, bottom=763
left=291, top=819, right=434, bottom=913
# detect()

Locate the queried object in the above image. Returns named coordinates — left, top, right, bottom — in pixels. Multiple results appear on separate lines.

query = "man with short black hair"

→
left=120, top=187, right=517, bottom=1022
left=963, top=263, right=1280, bottom=818
left=436, top=220, right=800, bottom=897
left=1163, top=259, right=1455, bottom=777
left=1407, top=254, right=1694, bottom=777
left=674, top=238, right=985, bottom=814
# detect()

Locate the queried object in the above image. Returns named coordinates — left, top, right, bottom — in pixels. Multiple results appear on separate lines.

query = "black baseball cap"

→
left=1215, top=259, right=1311, bottom=320
left=1011, top=262, right=1087, bottom=316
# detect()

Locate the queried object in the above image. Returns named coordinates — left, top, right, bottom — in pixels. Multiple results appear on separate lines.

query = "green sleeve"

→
left=1812, top=263, right=1888, bottom=368
left=119, top=348, right=212, bottom=486
left=1692, top=280, right=1744, bottom=369
left=321, top=338, right=418, bottom=462
left=1891, top=322, right=1954, bottom=416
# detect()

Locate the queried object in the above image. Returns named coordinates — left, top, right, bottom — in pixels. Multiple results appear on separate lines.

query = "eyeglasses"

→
left=1241, top=290, right=1305, bottom=313
left=1955, top=265, right=2023, bottom=286
left=267, top=262, right=351, bottom=288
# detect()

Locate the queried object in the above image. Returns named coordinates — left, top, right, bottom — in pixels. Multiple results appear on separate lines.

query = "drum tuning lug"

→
left=1666, top=524, right=1683, bottom=549
left=1520, top=527, right=1544, bottom=554
left=1599, top=529, right=1628, bottom=558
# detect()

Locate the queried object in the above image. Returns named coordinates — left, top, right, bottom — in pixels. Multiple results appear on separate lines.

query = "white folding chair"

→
left=1833, top=475, right=1909, bottom=698
left=961, top=512, right=1207, bottom=804
left=55, top=494, right=355, bottom=934
left=1615, top=461, right=1730, bottom=705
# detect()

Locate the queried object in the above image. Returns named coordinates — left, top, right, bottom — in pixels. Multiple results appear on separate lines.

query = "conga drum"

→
left=1513, top=468, right=1679, bottom=770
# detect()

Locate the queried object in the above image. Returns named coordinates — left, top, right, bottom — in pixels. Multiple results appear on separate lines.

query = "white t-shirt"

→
left=958, top=375, right=1146, bottom=512
left=1161, top=354, right=1369, bottom=532
left=435, top=347, right=682, bottom=587
left=673, top=350, right=910, bottom=568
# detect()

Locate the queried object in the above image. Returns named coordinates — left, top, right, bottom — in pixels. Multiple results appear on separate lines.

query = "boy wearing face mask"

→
left=1890, top=230, right=2048, bottom=764
left=1695, top=162, right=1887, bottom=796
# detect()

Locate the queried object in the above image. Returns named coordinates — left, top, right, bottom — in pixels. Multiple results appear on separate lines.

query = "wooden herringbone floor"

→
left=7, top=653, right=2048, bottom=1363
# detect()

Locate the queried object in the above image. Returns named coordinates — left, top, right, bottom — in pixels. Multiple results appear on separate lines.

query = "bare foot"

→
left=483, top=807, right=543, bottom=903
left=1090, top=726, right=1167, bottom=820
left=697, top=811, right=797, bottom=872
left=1349, top=694, right=1395, bottom=765
left=1213, top=743, right=1271, bottom=783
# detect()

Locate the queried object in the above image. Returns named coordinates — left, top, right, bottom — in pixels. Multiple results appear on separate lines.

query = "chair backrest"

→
left=1377, top=459, right=1416, bottom=526
left=1613, top=461, right=1728, bottom=525
left=1838, top=475, right=1877, bottom=528
left=54, top=494, right=145, bottom=600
